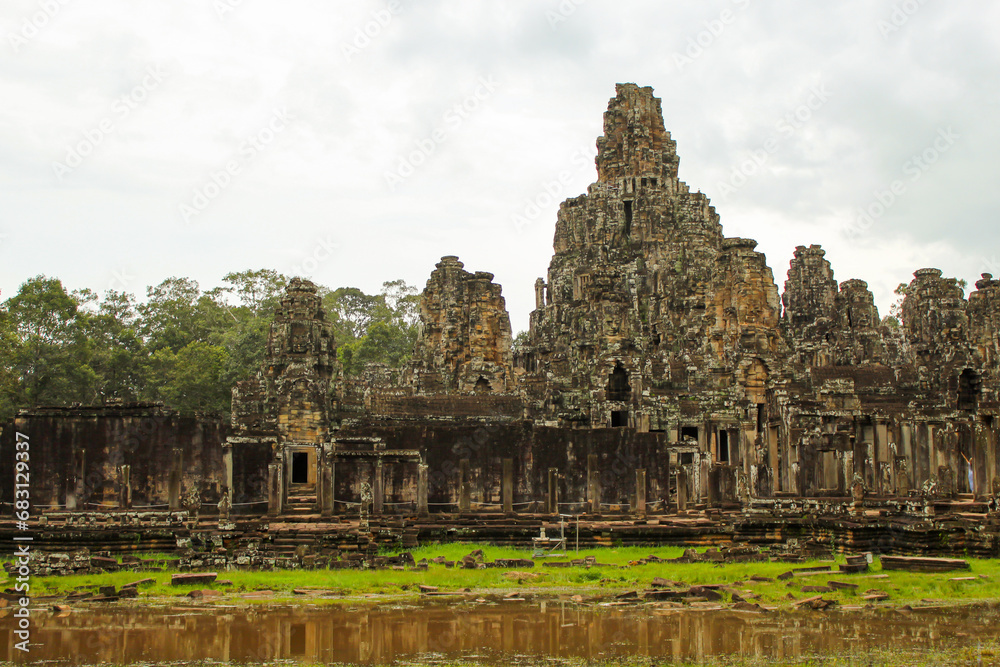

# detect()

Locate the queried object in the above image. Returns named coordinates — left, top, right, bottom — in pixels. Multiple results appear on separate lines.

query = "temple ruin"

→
left=5, top=83, right=999, bottom=556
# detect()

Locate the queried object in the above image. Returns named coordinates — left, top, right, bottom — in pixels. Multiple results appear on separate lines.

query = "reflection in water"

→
left=1, top=599, right=997, bottom=664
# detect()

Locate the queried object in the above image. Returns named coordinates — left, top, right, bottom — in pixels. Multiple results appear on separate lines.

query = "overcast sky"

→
left=2, top=0, right=998, bottom=332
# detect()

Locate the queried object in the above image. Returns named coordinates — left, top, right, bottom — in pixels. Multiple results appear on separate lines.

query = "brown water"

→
left=1, top=599, right=998, bottom=664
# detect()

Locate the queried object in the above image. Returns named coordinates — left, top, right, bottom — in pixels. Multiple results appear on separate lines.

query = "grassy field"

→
left=16, top=544, right=1000, bottom=608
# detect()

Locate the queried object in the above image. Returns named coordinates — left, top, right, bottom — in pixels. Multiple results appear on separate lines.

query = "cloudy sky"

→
left=2, top=0, right=998, bottom=332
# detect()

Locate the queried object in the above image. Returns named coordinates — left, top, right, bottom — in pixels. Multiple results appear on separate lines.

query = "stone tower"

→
left=523, top=83, right=783, bottom=430
left=408, top=256, right=514, bottom=394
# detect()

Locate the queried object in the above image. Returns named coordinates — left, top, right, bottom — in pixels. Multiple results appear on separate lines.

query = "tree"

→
left=3, top=276, right=96, bottom=409
left=221, top=269, right=288, bottom=317
left=138, top=277, right=206, bottom=353
left=888, top=282, right=908, bottom=325
left=337, top=320, right=418, bottom=376
left=380, top=279, right=420, bottom=327
left=217, top=316, right=270, bottom=389
left=322, top=286, right=390, bottom=341
left=149, top=341, right=230, bottom=414
left=324, top=280, right=422, bottom=376
left=83, top=290, right=147, bottom=402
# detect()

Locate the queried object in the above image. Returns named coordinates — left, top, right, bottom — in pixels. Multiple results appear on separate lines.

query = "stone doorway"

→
left=291, top=451, right=309, bottom=484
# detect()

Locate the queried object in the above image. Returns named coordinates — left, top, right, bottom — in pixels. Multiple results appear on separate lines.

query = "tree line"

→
left=0, top=270, right=420, bottom=421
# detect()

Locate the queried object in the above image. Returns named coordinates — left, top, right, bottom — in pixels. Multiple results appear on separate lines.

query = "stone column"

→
left=118, top=465, right=132, bottom=509
left=502, top=458, right=514, bottom=514
left=268, top=458, right=283, bottom=517
left=67, top=450, right=86, bottom=510
left=320, top=444, right=334, bottom=517
left=168, top=448, right=183, bottom=511
left=459, top=459, right=471, bottom=512
left=417, top=463, right=429, bottom=516
left=222, top=441, right=234, bottom=504
left=373, top=459, right=384, bottom=515
left=588, top=454, right=601, bottom=515
left=547, top=468, right=559, bottom=515
left=534, top=278, right=546, bottom=309
left=635, top=469, right=646, bottom=517
left=676, top=468, right=688, bottom=512
left=314, top=445, right=325, bottom=513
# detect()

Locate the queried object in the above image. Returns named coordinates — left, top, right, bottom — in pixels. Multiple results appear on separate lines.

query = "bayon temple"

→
left=5, top=84, right=1000, bottom=555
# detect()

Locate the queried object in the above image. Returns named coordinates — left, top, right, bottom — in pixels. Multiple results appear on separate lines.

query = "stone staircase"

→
left=285, top=483, right=318, bottom=516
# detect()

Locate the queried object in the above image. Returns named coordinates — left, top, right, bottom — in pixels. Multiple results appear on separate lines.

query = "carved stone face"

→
left=290, top=322, right=309, bottom=353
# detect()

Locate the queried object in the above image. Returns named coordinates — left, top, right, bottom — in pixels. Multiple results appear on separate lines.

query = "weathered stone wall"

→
left=337, top=420, right=671, bottom=511
left=1, top=404, right=228, bottom=511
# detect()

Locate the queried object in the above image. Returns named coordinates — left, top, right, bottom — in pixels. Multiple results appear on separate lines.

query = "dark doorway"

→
left=611, top=410, right=629, bottom=427
left=623, top=200, right=633, bottom=236
left=718, top=430, right=730, bottom=463
left=474, top=376, right=490, bottom=394
left=680, top=452, right=694, bottom=465
left=681, top=426, right=699, bottom=442
left=291, top=451, right=309, bottom=484
left=608, top=362, right=631, bottom=401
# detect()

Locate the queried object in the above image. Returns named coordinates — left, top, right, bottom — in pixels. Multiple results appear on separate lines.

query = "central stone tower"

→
left=523, top=83, right=783, bottom=432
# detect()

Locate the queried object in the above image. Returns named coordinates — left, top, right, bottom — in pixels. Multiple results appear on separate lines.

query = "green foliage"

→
left=149, top=341, right=230, bottom=414
left=0, top=270, right=421, bottom=416
left=889, top=282, right=908, bottom=322
left=330, top=281, right=420, bottom=377
left=1, top=276, right=97, bottom=415
left=513, top=330, right=529, bottom=350
left=338, top=320, right=418, bottom=376
left=220, top=268, right=288, bottom=317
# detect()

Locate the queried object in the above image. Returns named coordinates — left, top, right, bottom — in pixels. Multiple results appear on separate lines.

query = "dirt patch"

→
left=503, top=571, right=544, bottom=581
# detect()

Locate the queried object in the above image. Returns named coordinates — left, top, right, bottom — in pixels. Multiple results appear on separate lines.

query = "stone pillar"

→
left=315, top=445, right=325, bottom=513
left=459, top=459, right=471, bottom=512
left=676, top=468, right=688, bottom=512
left=534, top=278, right=546, bottom=309
left=588, top=454, right=601, bottom=515
left=222, top=442, right=234, bottom=504
left=66, top=450, right=85, bottom=510
left=547, top=468, right=559, bottom=515
left=373, top=459, right=384, bottom=515
left=635, top=469, right=646, bottom=517
left=268, top=460, right=283, bottom=517
left=118, top=465, right=132, bottom=509
left=168, top=448, right=183, bottom=511
left=417, top=463, right=429, bottom=516
left=319, top=444, right=334, bottom=517
left=502, top=458, right=513, bottom=514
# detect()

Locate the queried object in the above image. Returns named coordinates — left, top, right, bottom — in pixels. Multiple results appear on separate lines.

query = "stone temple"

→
left=6, top=83, right=1000, bottom=556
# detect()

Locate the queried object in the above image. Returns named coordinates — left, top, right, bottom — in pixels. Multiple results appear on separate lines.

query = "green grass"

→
left=14, top=544, right=1000, bottom=609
